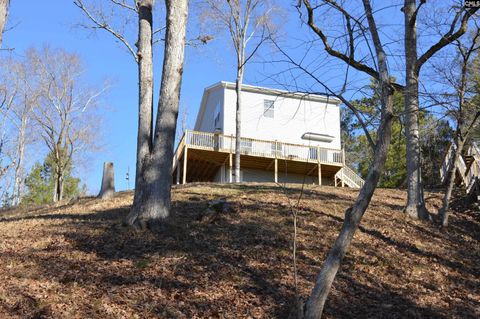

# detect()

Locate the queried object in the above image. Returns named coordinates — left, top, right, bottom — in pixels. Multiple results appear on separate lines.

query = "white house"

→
left=172, top=81, right=364, bottom=188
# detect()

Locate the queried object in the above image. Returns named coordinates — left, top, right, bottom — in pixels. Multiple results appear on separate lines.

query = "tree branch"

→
left=74, top=0, right=138, bottom=63
left=301, top=0, right=404, bottom=92
left=416, top=7, right=479, bottom=73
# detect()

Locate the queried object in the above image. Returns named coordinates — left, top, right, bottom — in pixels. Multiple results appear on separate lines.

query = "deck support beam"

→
left=318, top=163, right=322, bottom=186
left=183, top=147, right=188, bottom=184
left=229, top=153, right=233, bottom=183
left=274, top=158, right=278, bottom=183
left=317, top=146, right=322, bottom=186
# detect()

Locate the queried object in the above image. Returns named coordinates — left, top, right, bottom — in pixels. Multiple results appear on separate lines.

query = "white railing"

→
left=465, top=142, right=480, bottom=195
left=335, top=166, right=365, bottom=188
left=440, top=142, right=467, bottom=185
left=183, top=130, right=343, bottom=165
left=440, top=143, right=455, bottom=183
left=440, top=141, right=480, bottom=198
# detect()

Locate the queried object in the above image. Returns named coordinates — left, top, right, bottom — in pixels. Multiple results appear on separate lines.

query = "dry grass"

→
left=0, top=183, right=478, bottom=318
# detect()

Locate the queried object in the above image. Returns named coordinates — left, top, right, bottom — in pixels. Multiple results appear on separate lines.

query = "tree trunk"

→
left=303, top=1, right=394, bottom=316
left=403, top=0, right=429, bottom=220
left=0, top=0, right=9, bottom=47
left=234, top=67, right=244, bottom=183
left=126, top=0, right=188, bottom=228
left=439, top=139, right=464, bottom=227
left=52, top=168, right=64, bottom=202
left=12, top=117, right=27, bottom=206
left=304, top=93, right=394, bottom=319
left=53, top=176, right=58, bottom=202
left=98, top=161, right=115, bottom=199
left=58, top=174, right=64, bottom=201
left=130, top=0, right=154, bottom=215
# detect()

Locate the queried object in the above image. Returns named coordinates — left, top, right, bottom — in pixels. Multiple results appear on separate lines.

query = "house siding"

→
left=222, top=87, right=341, bottom=150
left=196, top=87, right=225, bottom=133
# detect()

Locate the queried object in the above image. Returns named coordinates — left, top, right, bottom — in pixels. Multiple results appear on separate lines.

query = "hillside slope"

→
left=0, top=184, right=478, bottom=318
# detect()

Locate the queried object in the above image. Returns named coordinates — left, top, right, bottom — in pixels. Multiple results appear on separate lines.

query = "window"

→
left=263, top=99, right=274, bottom=118
left=213, top=102, right=221, bottom=129
left=214, top=112, right=221, bottom=128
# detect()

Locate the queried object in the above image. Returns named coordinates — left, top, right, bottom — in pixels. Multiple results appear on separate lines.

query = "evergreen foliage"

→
left=21, top=152, right=85, bottom=205
left=342, top=82, right=452, bottom=188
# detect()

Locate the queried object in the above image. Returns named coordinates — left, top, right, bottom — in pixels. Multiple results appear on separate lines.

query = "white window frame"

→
left=263, top=99, right=275, bottom=118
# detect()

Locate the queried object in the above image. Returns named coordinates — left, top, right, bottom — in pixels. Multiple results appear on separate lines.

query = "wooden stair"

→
left=334, top=166, right=365, bottom=189
left=440, top=141, right=480, bottom=201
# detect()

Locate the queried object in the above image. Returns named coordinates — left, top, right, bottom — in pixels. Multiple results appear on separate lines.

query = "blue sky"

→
left=4, top=0, right=253, bottom=193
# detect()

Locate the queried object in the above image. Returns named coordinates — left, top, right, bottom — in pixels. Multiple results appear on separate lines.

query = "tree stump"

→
left=98, top=162, right=115, bottom=199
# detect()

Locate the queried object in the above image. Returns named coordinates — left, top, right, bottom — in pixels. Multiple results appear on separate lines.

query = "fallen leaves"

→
left=0, top=184, right=477, bottom=318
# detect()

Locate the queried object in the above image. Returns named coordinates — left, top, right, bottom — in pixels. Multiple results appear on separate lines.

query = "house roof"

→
left=194, top=81, right=342, bottom=130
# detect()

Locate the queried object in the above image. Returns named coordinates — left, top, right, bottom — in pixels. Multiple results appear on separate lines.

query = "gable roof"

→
left=194, top=81, right=342, bottom=130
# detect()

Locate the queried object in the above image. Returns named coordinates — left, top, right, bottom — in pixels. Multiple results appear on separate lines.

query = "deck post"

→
left=182, top=146, right=188, bottom=184
left=229, top=153, right=233, bottom=183
left=274, top=140, right=278, bottom=183
left=274, top=158, right=278, bottom=183
left=341, top=169, right=345, bottom=187
left=342, top=148, right=346, bottom=166
left=318, top=164, right=322, bottom=186
left=317, top=146, right=322, bottom=186
left=176, top=163, right=180, bottom=184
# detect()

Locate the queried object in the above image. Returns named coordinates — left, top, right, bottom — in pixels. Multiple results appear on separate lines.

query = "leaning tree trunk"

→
left=130, top=0, right=155, bottom=216
left=304, top=90, right=394, bottom=319
left=126, top=0, right=188, bottom=228
left=98, top=162, right=115, bottom=199
left=0, top=0, right=9, bottom=47
left=303, top=1, right=394, bottom=317
left=403, top=0, right=429, bottom=220
left=234, top=66, right=244, bottom=183
left=439, top=138, right=464, bottom=227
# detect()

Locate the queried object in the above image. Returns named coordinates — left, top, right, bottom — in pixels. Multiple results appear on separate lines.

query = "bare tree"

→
left=0, top=56, right=38, bottom=205
left=403, top=0, right=478, bottom=219
left=429, top=29, right=480, bottom=227
left=297, top=1, right=395, bottom=317
left=0, top=0, right=9, bottom=47
left=0, top=67, right=16, bottom=185
left=201, top=0, right=276, bottom=182
left=294, top=0, right=476, bottom=221
left=74, top=0, right=154, bottom=210
left=76, top=1, right=191, bottom=227
left=29, top=47, right=106, bottom=202
left=125, top=0, right=188, bottom=228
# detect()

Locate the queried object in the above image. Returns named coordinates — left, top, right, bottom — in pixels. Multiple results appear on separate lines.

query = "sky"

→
left=4, top=0, right=252, bottom=194
left=2, top=1, right=464, bottom=195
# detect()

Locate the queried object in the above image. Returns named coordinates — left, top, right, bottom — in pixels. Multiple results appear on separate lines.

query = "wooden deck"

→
left=172, top=130, right=363, bottom=187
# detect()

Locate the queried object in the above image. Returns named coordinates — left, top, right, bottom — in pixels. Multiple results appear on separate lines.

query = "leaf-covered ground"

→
left=0, top=183, right=478, bottom=318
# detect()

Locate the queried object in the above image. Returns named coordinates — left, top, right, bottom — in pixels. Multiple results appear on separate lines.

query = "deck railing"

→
left=440, top=141, right=480, bottom=197
left=440, top=142, right=468, bottom=184
left=183, top=130, right=343, bottom=165
left=336, top=166, right=365, bottom=188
